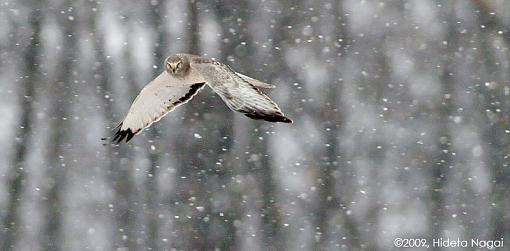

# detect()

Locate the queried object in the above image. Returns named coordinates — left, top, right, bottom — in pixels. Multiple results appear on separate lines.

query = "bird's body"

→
left=112, top=53, right=292, bottom=143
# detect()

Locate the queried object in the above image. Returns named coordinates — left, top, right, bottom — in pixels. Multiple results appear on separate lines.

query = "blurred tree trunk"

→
left=429, top=7, right=457, bottom=244
left=313, top=1, right=361, bottom=249
left=475, top=1, right=510, bottom=241
left=87, top=1, right=138, bottom=249
left=167, top=1, right=210, bottom=249
left=39, top=1, right=78, bottom=249
left=1, top=5, right=42, bottom=251
left=258, top=3, right=295, bottom=249
left=212, top=1, right=254, bottom=249
left=145, top=0, right=169, bottom=249
left=312, top=1, right=341, bottom=248
left=167, top=0, right=247, bottom=249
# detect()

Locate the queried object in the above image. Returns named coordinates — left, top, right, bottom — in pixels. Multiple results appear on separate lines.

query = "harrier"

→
left=112, top=54, right=292, bottom=143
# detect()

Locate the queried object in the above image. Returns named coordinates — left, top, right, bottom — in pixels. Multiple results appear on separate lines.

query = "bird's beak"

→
left=169, top=63, right=177, bottom=73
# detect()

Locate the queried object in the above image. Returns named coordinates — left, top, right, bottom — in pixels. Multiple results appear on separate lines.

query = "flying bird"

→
left=112, top=53, right=292, bottom=143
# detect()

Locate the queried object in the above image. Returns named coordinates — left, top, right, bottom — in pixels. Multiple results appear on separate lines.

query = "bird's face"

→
left=165, top=55, right=189, bottom=78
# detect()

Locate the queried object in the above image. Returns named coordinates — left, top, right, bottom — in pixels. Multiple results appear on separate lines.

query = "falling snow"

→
left=0, top=0, right=509, bottom=250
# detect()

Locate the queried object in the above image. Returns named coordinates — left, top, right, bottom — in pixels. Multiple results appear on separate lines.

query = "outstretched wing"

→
left=113, top=71, right=205, bottom=143
left=235, top=72, right=275, bottom=89
left=190, top=57, right=292, bottom=123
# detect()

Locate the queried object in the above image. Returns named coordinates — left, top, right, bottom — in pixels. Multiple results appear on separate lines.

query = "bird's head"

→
left=164, top=54, right=190, bottom=78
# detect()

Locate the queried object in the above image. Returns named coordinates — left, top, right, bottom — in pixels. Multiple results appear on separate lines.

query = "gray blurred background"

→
left=1, top=0, right=509, bottom=250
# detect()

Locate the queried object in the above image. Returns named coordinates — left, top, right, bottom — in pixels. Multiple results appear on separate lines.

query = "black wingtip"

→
left=112, top=126, right=135, bottom=144
left=244, top=111, right=293, bottom=123
left=280, top=116, right=293, bottom=123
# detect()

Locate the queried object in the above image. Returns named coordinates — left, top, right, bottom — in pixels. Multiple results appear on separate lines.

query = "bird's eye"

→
left=177, top=62, right=182, bottom=68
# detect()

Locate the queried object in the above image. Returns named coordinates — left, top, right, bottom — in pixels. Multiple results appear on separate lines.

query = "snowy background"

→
left=1, top=0, right=510, bottom=250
